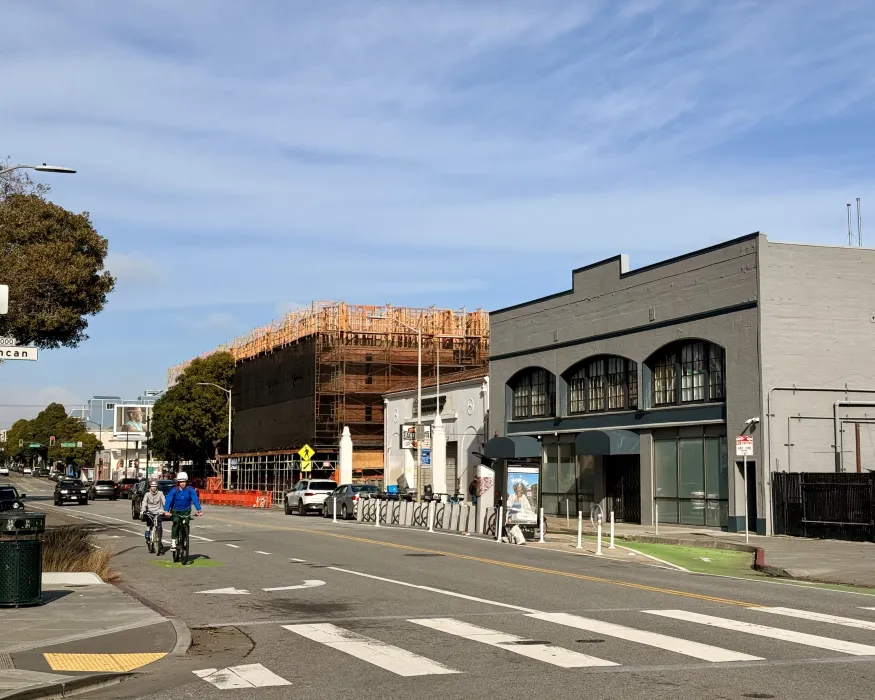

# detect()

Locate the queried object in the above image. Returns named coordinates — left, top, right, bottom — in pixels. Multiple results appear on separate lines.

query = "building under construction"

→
left=167, top=302, right=489, bottom=499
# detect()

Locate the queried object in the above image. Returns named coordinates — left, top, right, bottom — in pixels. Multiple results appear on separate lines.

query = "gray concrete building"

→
left=484, top=233, right=875, bottom=535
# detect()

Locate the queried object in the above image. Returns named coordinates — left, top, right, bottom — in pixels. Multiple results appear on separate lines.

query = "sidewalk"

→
left=550, top=519, right=875, bottom=587
left=0, top=573, right=187, bottom=700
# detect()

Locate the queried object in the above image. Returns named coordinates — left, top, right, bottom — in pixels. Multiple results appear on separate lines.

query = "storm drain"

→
left=0, top=653, right=14, bottom=670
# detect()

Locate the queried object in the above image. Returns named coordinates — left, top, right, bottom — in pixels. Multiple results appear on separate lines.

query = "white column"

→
left=431, top=414, right=447, bottom=497
left=339, top=426, right=353, bottom=484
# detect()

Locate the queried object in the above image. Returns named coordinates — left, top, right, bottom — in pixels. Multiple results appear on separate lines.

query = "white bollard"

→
left=566, top=500, right=569, bottom=529
left=655, top=503, right=659, bottom=537
left=427, top=501, right=434, bottom=532
left=375, top=499, right=381, bottom=528
left=576, top=510, right=583, bottom=549
left=609, top=510, right=615, bottom=549
left=538, top=507, right=545, bottom=544
left=596, top=514, right=603, bottom=556
left=332, top=497, right=337, bottom=524
left=496, top=506, right=504, bottom=542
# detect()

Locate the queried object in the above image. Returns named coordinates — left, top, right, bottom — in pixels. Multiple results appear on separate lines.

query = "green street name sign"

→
left=61, top=442, right=77, bottom=448
left=28, top=443, right=41, bottom=448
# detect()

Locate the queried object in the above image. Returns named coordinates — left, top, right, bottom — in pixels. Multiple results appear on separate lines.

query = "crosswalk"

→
left=195, top=606, right=875, bottom=688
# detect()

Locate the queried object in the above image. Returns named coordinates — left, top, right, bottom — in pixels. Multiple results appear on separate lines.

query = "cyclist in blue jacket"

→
left=163, top=472, right=203, bottom=550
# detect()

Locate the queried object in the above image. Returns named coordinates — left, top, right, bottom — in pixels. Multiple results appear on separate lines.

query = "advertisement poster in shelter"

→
left=506, top=463, right=539, bottom=523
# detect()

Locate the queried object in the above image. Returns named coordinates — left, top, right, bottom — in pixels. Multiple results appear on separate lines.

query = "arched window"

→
left=566, top=356, right=638, bottom=414
left=648, top=340, right=725, bottom=406
left=510, top=368, right=555, bottom=419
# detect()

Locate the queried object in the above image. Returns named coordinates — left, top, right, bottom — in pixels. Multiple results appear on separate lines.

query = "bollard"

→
left=576, top=510, right=583, bottom=549
left=332, top=497, right=337, bottom=524
left=609, top=510, right=615, bottom=549
left=538, top=507, right=545, bottom=544
left=375, top=499, right=381, bottom=528
left=427, top=501, right=434, bottom=533
left=655, top=503, right=659, bottom=537
left=496, top=506, right=504, bottom=542
left=566, top=500, right=569, bottom=529
left=596, top=514, right=603, bottom=556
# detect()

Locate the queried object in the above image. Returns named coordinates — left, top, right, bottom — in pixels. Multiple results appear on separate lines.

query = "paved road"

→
left=12, top=473, right=875, bottom=700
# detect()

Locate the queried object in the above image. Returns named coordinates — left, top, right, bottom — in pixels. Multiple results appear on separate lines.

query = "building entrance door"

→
left=605, top=455, right=641, bottom=523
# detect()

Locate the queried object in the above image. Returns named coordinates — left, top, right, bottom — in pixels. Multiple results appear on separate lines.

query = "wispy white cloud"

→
left=0, top=386, right=82, bottom=430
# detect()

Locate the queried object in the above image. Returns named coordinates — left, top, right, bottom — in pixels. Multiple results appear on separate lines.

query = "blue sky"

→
left=2, top=0, right=874, bottom=426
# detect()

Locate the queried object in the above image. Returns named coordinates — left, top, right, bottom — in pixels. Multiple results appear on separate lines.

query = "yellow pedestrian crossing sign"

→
left=298, top=444, right=315, bottom=461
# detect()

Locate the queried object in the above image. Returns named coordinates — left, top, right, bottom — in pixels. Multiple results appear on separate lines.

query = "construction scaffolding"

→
left=169, top=302, right=490, bottom=491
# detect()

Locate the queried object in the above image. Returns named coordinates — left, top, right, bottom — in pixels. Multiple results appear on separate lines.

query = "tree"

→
left=5, top=418, right=30, bottom=462
left=150, top=352, right=234, bottom=473
left=0, top=157, right=51, bottom=201
left=2, top=404, right=103, bottom=469
left=0, top=194, right=115, bottom=349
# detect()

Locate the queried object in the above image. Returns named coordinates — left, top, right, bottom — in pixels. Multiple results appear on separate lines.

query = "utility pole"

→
left=856, top=422, right=862, bottom=474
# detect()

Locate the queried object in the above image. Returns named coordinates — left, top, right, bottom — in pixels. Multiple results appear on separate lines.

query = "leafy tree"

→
left=3, top=405, right=102, bottom=468
left=4, top=418, right=29, bottom=462
left=150, top=352, right=234, bottom=472
left=0, top=157, right=51, bottom=201
left=0, top=194, right=115, bottom=349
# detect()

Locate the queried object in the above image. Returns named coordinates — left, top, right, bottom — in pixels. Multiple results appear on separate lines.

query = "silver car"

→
left=321, top=483, right=380, bottom=520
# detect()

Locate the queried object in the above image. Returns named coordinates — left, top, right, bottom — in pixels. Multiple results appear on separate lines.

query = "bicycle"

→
left=146, top=514, right=163, bottom=555
left=173, top=514, right=190, bottom=565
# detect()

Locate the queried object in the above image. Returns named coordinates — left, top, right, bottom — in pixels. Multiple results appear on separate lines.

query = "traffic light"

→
left=49, top=436, right=56, bottom=447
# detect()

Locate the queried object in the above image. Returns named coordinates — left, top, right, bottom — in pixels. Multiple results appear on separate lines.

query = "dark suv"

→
left=89, top=480, right=119, bottom=500
left=0, top=485, right=26, bottom=511
left=54, top=479, right=89, bottom=506
left=131, top=479, right=175, bottom=520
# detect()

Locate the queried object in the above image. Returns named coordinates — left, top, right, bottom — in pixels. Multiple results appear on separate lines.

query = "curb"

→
left=0, top=673, right=126, bottom=700
left=111, top=581, right=192, bottom=657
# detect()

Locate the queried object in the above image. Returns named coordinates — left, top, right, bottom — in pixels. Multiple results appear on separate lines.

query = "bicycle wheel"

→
left=180, top=525, right=189, bottom=565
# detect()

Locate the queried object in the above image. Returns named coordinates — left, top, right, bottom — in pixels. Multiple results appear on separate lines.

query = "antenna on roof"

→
left=848, top=203, right=853, bottom=246
left=857, top=197, right=863, bottom=247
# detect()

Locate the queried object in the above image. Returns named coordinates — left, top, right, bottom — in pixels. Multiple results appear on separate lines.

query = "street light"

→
left=0, top=163, right=77, bottom=176
left=197, top=382, right=232, bottom=490
left=369, top=314, right=423, bottom=498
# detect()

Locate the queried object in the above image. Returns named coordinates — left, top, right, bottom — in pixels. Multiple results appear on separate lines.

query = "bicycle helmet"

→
left=149, top=480, right=158, bottom=488
left=175, top=471, right=189, bottom=482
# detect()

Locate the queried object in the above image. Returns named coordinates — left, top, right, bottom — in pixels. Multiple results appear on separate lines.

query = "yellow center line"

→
left=212, top=514, right=759, bottom=608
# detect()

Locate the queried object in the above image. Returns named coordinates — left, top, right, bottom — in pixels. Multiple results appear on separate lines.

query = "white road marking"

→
left=860, top=607, right=875, bottom=611
left=700, top=557, right=711, bottom=562
left=255, top=551, right=271, bottom=555
left=411, top=617, right=617, bottom=668
left=530, top=612, right=761, bottom=662
left=328, top=567, right=538, bottom=613
left=645, top=610, right=875, bottom=656
left=226, top=544, right=240, bottom=548
left=194, top=663, right=290, bottom=689
left=289, top=558, right=306, bottom=563
left=755, top=607, right=875, bottom=631
left=32, top=503, right=216, bottom=541
left=263, top=580, right=325, bottom=592
left=282, top=623, right=459, bottom=676
left=198, top=587, right=251, bottom=595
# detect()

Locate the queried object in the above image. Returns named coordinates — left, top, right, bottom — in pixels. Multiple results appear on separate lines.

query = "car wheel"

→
left=284, top=498, right=292, bottom=515
left=111, top=496, right=117, bottom=501
left=298, top=501, right=307, bottom=517
left=341, top=504, right=348, bottom=520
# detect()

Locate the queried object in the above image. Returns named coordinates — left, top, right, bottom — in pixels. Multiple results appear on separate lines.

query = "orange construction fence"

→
left=198, top=489, right=273, bottom=508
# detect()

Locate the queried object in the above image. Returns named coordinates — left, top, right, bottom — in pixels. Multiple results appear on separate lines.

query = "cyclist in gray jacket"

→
left=142, top=481, right=166, bottom=549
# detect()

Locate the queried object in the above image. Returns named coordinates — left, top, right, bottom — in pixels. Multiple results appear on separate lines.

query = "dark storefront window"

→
left=511, top=368, right=555, bottom=419
left=649, top=341, right=725, bottom=407
left=541, top=444, right=595, bottom=517
left=654, top=436, right=727, bottom=527
left=566, top=357, right=638, bottom=415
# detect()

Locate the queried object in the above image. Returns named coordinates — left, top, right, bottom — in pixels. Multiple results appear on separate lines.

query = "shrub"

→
left=42, top=526, right=118, bottom=581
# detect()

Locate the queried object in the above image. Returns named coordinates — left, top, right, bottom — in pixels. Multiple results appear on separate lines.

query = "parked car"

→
left=22, top=467, right=32, bottom=475
left=117, top=478, right=139, bottom=499
left=0, top=485, right=25, bottom=511
left=54, top=479, right=89, bottom=506
left=0, top=467, right=8, bottom=477
left=89, top=480, right=119, bottom=501
left=131, top=479, right=175, bottom=520
left=321, top=483, right=380, bottom=519
left=284, top=479, right=337, bottom=516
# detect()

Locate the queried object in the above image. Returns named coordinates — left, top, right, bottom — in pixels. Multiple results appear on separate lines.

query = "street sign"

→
left=61, top=442, right=76, bottom=448
left=0, top=285, right=7, bottom=315
left=77, top=441, right=83, bottom=448
left=421, top=448, right=431, bottom=466
left=0, top=337, right=16, bottom=346
left=28, top=443, right=41, bottom=448
left=735, top=435, right=754, bottom=457
left=0, top=347, right=38, bottom=361
left=300, top=460, right=312, bottom=473
left=298, top=444, right=315, bottom=461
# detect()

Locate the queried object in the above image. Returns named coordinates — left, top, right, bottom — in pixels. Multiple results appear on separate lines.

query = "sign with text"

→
left=400, top=424, right=431, bottom=449
left=0, top=347, right=38, bottom=361
left=735, top=435, right=754, bottom=457
left=0, top=285, right=7, bottom=315
left=0, top=337, right=17, bottom=346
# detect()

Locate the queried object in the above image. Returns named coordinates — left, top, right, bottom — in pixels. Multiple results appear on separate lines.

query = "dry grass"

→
left=42, top=526, right=120, bottom=582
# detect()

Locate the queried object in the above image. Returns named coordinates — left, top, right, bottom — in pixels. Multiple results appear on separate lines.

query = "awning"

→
left=575, top=429, right=640, bottom=456
left=482, top=436, right=542, bottom=460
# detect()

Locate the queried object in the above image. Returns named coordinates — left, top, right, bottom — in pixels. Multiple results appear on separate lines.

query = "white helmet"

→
left=175, top=471, right=189, bottom=482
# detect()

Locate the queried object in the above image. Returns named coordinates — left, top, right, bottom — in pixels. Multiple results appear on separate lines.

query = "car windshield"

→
left=310, top=481, right=337, bottom=491
left=351, top=485, right=379, bottom=493
left=60, top=481, right=80, bottom=488
left=0, top=487, right=18, bottom=500
left=97, top=481, right=115, bottom=486
left=121, top=479, right=137, bottom=485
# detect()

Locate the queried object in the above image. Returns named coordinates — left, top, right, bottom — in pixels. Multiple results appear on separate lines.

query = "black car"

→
left=54, top=479, right=89, bottom=506
left=131, top=479, right=175, bottom=520
left=0, top=485, right=26, bottom=511
left=89, top=480, right=119, bottom=500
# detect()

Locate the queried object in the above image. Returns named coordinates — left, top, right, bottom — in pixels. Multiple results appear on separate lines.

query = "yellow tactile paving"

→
left=44, top=652, right=167, bottom=672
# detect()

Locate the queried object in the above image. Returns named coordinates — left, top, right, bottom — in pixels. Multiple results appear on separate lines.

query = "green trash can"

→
left=0, top=511, right=45, bottom=607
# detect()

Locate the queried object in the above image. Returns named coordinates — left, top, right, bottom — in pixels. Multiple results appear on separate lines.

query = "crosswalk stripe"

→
left=645, top=610, right=875, bottom=656
left=194, top=663, right=291, bottom=689
left=528, top=612, right=761, bottom=662
left=282, top=623, right=459, bottom=676
left=754, top=607, right=875, bottom=631
left=411, top=618, right=618, bottom=668
left=860, top=607, right=875, bottom=612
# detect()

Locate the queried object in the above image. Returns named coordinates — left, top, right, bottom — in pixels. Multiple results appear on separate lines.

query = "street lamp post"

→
left=0, top=164, right=77, bottom=176
left=369, top=315, right=423, bottom=499
left=197, top=383, right=232, bottom=490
